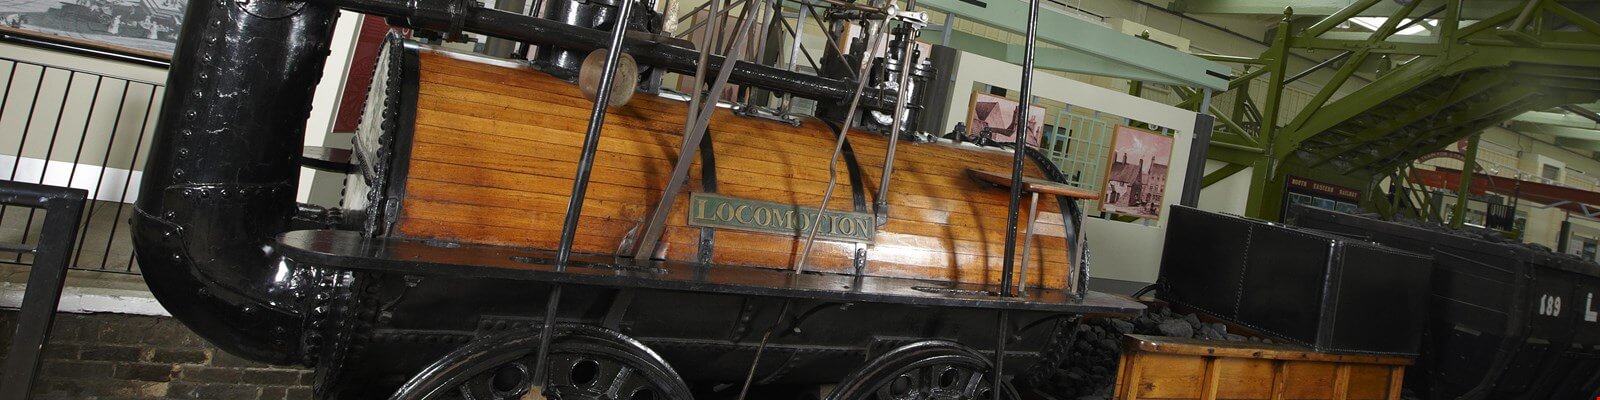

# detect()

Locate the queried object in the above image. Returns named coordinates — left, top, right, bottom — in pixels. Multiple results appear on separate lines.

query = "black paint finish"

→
left=130, top=0, right=341, bottom=365
left=1158, top=206, right=1433, bottom=356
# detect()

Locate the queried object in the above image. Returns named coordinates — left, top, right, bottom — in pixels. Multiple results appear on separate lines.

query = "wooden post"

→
left=1200, top=358, right=1222, bottom=400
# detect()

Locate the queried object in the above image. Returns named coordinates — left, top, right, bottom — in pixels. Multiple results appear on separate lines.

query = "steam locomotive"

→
left=127, top=0, right=1143, bottom=397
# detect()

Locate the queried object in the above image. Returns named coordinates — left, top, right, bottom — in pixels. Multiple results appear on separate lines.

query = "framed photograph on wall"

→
left=966, top=91, right=1044, bottom=148
left=1101, top=125, right=1173, bottom=220
left=0, top=0, right=186, bottom=57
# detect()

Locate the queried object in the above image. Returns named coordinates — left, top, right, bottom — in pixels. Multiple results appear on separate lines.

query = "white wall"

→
left=948, top=51, right=1199, bottom=284
left=299, top=10, right=367, bottom=205
left=1197, top=160, right=1250, bottom=215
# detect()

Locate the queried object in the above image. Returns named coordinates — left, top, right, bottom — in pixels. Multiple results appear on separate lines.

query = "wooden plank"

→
left=1386, top=367, right=1405, bottom=400
left=1115, top=353, right=1139, bottom=400
left=1332, top=364, right=1352, bottom=400
left=1135, top=353, right=1206, bottom=399
left=1347, top=365, right=1393, bottom=400
left=1124, top=335, right=1414, bottom=365
left=968, top=168, right=1103, bottom=199
left=1281, top=362, right=1337, bottom=400
left=1215, top=358, right=1275, bottom=400
left=1199, top=357, right=1222, bottom=400
left=1270, top=361, right=1289, bottom=400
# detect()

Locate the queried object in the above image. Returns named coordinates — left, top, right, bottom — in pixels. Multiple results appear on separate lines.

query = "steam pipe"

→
left=131, top=0, right=342, bottom=364
left=321, top=0, right=898, bottom=105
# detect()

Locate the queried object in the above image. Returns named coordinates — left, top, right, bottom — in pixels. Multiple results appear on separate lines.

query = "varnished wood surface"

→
left=393, top=50, right=1075, bottom=288
left=1115, top=334, right=1410, bottom=400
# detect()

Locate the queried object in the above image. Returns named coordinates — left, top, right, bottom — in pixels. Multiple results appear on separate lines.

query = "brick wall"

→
left=0, top=311, right=313, bottom=399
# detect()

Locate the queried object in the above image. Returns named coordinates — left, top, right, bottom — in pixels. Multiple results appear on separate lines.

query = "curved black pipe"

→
left=131, top=0, right=341, bottom=364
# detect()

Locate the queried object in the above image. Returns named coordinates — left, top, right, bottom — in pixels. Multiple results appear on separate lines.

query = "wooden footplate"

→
left=1115, top=334, right=1411, bottom=400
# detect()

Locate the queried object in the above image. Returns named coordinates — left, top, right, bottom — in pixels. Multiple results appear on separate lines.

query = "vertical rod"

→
left=1001, top=0, right=1044, bottom=298
left=1451, top=133, right=1479, bottom=227
left=555, top=0, right=637, bottom=263
left=995, top=0, right=1043, bottom=394
left=1017, top=193, right=1039, bottom=297
left=794, top=15, right=890, bottom=273
left=538, top=0, right=636, bottom=387
left=991, top=310, right=1009, bottom=400
left=876, top=0, right=917, bottom=224
left=684, top=0, right=722, bottom=128
left=780, top=2, right=808, bottom=113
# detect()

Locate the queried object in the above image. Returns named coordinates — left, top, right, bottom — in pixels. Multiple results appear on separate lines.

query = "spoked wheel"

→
left=825, top=341, right=1022, bottom=400
left=391, top=325, right=692, bottom=400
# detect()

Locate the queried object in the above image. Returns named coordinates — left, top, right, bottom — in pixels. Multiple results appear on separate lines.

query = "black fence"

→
left=0, top=56, right=165, bottom=275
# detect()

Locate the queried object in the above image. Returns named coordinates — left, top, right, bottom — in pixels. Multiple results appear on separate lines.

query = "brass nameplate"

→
left=687, top=192, right=875, bottom=244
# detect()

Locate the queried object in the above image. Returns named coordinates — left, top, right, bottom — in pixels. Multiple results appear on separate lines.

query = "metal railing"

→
left=0, top=181, right=86, bottom=399
left=0, top=56, right=165, bottom=275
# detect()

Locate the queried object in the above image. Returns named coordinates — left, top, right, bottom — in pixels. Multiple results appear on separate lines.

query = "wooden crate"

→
left=1114, top=334, right=1411, bottom=400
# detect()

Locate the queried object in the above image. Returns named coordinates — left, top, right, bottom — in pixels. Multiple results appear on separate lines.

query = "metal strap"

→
left=697, top=127, right=718, bottom=263
left=820, top=120, right=871, bottom=273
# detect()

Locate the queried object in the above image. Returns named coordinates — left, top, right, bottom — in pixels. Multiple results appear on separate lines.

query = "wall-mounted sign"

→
left=1286, top=176, right=1361, bottom=202
left=687, top=192, right=875, bottom=244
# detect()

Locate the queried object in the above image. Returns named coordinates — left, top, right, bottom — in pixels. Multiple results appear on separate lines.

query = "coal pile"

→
left=1038, top=305, right=1269, bottom=400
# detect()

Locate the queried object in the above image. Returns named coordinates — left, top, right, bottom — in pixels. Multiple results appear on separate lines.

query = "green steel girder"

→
left=1351, top=87, right=1566, bottom=174
left=1513, top=121, right=1600, bottom=140
left=915, top=0, right=1232, bottom=90
left=1299, top=70, right=1512, bottom=166
left=1512, top=111, right=1600, bottom=130
left=1555, top=137, right=1600, bottom=152
left=1170, top=0, right=1565, bottom=19
left=1293, top=37, right=1442, bottom=55
left=1281, top=0, right=1422, bottom=135
left=1272, top=54, right=1458, bottom=156
left=1368, top=101, right=1557, bottom=173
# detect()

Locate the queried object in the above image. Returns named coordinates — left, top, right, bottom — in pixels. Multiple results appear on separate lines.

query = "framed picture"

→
left=1, top=0, right=185, bottom=57
left=967, top=92, right=1044, bottom=148
left=1101, top=125, right=1172, bottom=220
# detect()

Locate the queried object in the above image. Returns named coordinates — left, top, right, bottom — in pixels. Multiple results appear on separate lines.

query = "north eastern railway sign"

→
left=686, top=192, right=876, bottom=244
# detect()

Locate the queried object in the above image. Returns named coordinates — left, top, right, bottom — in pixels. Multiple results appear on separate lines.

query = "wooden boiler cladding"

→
left=392, top=50, right=1074, bottom=289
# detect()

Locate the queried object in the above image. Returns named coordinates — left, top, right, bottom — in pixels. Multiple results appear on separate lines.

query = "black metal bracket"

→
left=0, top=181, right=87, bottom=400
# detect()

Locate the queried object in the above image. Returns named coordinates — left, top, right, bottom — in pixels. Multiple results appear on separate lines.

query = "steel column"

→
left=1451, top=134, right=1480, bottom=227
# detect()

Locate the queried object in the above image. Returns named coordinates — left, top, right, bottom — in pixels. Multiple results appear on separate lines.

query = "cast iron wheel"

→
left=391, top=325, right=691, bottom=400
left=825, top=341, right=1022, bottom=400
